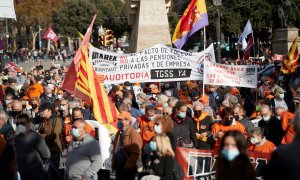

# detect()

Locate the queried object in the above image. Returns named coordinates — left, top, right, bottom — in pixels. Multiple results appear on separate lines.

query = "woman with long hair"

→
left=142, top=134, right=175, bottom=180
left=216, top=130, right=255, bottom=180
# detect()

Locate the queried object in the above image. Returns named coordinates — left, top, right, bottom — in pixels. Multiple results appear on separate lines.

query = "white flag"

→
left=0, top=0, right=16, bottom=20
left=238, top=20, right=253, bottom=49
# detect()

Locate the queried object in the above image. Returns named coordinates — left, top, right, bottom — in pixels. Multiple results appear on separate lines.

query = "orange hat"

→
left=22, top=96, right=29, bottom=100
left=230, top=88, right=240, bottom=95
left=199, top=94, right=209, bottom=104
left=117, top=111, right=132, bottom=121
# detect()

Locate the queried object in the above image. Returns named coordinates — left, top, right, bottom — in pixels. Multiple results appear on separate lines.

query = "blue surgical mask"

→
left=221, top=149, right=240, bottom=161
left=117, top=120, right=124, bottom=130
left=150, top=141, right=157, bottom=151
left=136, top=99, right=141, bottom=105
left=279, top=94, right=284, bottom=99
left=140, top=109, right=145, bottom=115
left=178, top=112, right=186, bottom=119
left=72, top=128, right=80, bottom=138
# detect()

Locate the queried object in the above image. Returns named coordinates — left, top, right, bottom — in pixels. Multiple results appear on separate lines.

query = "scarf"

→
left=193, top=112, right=208, bottom=131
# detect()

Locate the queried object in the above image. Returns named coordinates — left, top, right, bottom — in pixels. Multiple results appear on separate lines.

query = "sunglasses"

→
left=16, top=122, right=27, bottom=126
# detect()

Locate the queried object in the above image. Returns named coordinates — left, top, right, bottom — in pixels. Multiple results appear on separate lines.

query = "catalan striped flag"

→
left=281, top=37, right=299, bottom=74
left=62, top=15, right=118, bottom=124
left=172, top=0, right=209, bottom=49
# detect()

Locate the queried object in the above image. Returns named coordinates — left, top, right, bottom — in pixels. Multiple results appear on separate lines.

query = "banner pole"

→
left=202, top=27, right=206, bottom=98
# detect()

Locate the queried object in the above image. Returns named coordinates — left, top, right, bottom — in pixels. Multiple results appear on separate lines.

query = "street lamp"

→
left=213, top=0, right=222, bottom=63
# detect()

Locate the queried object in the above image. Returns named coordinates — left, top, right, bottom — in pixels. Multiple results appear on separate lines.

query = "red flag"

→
left=243, top=34, right=254, bottom=62
left=62, top=15, right=118, bottom=124
left=43, top=27, right=59, bottom=42
left=273, top=54, right=283, bottom=61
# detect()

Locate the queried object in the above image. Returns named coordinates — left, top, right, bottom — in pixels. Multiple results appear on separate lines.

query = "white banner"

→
left=90, top=44, right=215, bottom=84
left=0, top=0, right=16, bottom=20
left=203, top=61, right=257, bottom=88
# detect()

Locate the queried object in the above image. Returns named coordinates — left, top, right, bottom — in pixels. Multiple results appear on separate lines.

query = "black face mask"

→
left=234, top=115, right=240, bottom=121
left=12, top=110, right=22, bottom=118
left=223, top=118, right=233, bottom=126
left=22, top=104, right=26, bottom=109
left=31, top=104, right=38, bottom=109
left=194, top=110, right=202, bottom=118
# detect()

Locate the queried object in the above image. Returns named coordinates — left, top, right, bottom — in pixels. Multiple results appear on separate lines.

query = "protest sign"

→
left=90, top=44, right=215, bottom=84
left=203, top=61, right=258, bottom=88
left=176, top=147, right=270, bottom=180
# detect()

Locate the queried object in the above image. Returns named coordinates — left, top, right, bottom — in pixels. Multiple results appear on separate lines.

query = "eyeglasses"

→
left=16, top=122, right=27, bottom=126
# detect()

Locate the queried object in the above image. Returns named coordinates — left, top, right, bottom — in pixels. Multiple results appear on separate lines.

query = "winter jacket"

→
left=112, top=126, right=143, bottom=172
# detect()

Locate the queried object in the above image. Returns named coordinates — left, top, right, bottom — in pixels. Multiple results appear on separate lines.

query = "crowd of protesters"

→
left=0, top=58, right=299, bottom=180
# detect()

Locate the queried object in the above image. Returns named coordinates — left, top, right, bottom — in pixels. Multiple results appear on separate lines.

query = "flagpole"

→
left=252, top=32, right=255, bottom=58
left=202, top=27, right=206, bottom=98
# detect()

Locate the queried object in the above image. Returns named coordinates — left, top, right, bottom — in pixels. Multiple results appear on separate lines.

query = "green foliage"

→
left=52, top=0, right=103, bottom=37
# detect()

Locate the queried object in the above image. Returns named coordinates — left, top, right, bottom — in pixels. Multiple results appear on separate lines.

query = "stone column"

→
left=127, top=0, right=171, bottom=52
left=272, top=28, right=299, bottom=55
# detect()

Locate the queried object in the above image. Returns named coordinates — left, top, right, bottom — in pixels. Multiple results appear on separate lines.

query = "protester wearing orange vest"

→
left=26, top=76, right=44, bottom=99
left=280, top=106, right=296, bottom=144
left=212, top=107, right=247, bottom=148
left=248, top=127, right=276, bottom=154
left=137, top=105, right=158, bottom=145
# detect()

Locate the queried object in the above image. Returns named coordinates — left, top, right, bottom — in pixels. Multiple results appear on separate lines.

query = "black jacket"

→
left=151, top=154, right=174, bottom=180
left=258, top=116, right=284, bottom=146
left=192, top=115, right=214, bottom=150
left=265, top=136, right=300, bottom=180
left=172, top=116, right=197, bottom=148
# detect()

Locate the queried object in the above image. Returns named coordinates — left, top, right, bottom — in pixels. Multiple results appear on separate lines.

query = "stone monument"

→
left=125, top=0, right=171, bottom=52
left=272, top=0, right=299, bottom=55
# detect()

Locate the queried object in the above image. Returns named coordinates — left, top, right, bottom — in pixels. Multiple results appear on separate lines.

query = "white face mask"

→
left=60, top=105, right=67, bottom=111
left=16, top=125, right=26, bottom=134
left=154, top=124, right=162, bottom=134
left=5, top=100, right=12, bottom=104
left=47, top=94, right=52, bottom=98
left=263, top=115, right=271, bottom=121
left=276, top=116, right=281, bottom=120
left=250, top=137, right=259, bottom=145
left=126, top=86, right=131, bottom=90
left=57, top=94, right=62, bottom=100
left=69, top=109, right=73, bottom=115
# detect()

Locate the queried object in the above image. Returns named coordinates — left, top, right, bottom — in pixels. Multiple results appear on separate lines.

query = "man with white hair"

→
left=259, top=104, right=284, bottom=146
left=0, top=110, right=14, bottom=141
left=41, top=87, right=55, bottom=104
left=122, top=97, right=142, bottom=118
left=266, top=110, right=300, bottom=179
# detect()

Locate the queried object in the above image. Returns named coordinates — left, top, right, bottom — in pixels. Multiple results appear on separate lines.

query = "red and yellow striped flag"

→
left=281, top=37, right=299, bottom=74
left=62, top=15, right=118, bottom=124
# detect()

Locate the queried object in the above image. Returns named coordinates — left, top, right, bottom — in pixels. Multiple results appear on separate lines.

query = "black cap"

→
left=39, top=102, right=54, bottom=112
left=124, top=81, right=131, bottom=86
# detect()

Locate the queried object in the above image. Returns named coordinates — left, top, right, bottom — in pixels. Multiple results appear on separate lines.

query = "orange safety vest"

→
left=137, top=115, right=156, bottom=145
left=212, top=121, right=247, bottom=148
left=248, top=139, right=276, bottom=154
left=281, top=111, right=295, bottom=144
